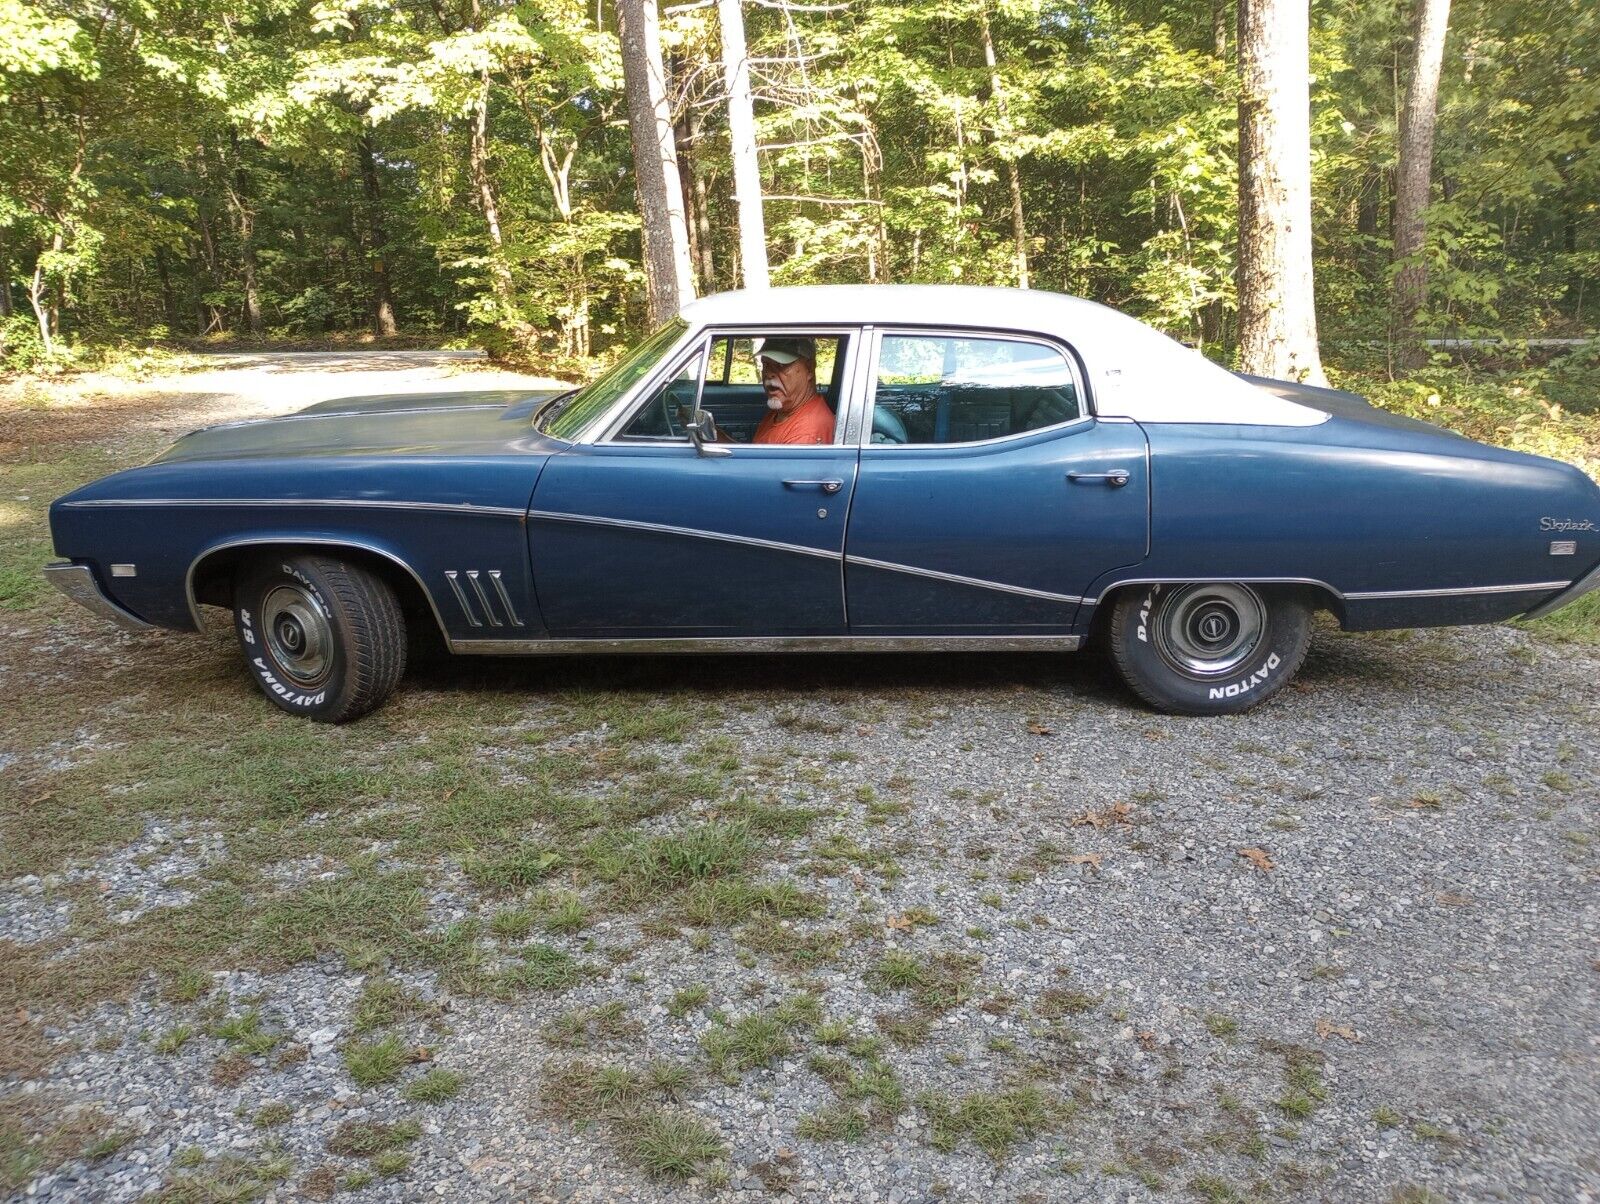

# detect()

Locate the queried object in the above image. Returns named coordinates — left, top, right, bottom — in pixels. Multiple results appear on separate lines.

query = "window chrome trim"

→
left=845, top=554, right=1085, bottom=605
left=529, top=509, right=842, bottom=561
left=600, top=337, right=713, bottom=444
left=857, top=325, right=1093, bottom=451
left=601, top=324, right=868, bottom=447
left=61, top=498, right=526, bottom=518
left=448, top=634, right=1082, bottom=655
left=184, top=536, right=451, bottom=638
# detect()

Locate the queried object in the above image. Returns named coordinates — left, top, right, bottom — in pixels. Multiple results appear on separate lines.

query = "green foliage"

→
left=0, top=0, right=1595, bottom=468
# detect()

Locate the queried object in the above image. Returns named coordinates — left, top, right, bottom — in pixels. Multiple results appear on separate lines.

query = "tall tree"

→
left=1236, top=0, right=1326, bottom=383
left=718, top=0, right=769, bottom=289
left=1392, top=0, right=1451, bottom=367
left=617, top=0, right=696, bottom=323
left=978, top=3, right=1029, bottom=289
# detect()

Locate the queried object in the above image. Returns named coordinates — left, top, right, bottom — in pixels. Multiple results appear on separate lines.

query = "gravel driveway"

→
left=2, top=354, right=1596, bottom=1204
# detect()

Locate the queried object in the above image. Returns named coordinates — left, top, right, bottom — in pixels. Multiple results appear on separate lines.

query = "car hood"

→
left=151, top=388, right=572, bottom=464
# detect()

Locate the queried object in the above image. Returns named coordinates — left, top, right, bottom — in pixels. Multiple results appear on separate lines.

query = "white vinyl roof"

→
left=682, top=285, right=1328, bottom=427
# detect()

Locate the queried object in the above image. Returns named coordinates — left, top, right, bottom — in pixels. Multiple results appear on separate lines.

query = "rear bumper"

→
left=43, top=562, right=155, bottom=632
left=1522, top=560, right=1600, bottom=620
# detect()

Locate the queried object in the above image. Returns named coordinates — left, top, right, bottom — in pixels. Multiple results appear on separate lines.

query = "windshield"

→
left=538, top=317, right=690, bottom=440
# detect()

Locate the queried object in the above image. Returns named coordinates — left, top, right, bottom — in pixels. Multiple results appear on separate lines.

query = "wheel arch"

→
left=1085, top=577, right=1347, bottom=645
left=187, top=537, right=447, bottom=641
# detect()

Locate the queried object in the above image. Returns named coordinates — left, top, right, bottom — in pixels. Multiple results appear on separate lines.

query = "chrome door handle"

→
left=1067, top=469, right=1131, bottom=488
left=783, top=479, right=844, bottom=494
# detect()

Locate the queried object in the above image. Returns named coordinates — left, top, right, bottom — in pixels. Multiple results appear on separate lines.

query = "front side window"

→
left=617, top=331, right=849, bottom=446
left=870, top=334, right=1081, bottom=445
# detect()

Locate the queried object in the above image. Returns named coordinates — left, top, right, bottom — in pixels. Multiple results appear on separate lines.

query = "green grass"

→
left=668, top=984, right=710, bottom=1018
left=352, top=978, right=434, bottom=1033
left=613, top=1108, right=726, bottom=1180
left=702, top=1011, right=794, bottom=1078
left=252, top=1102, right=292, bottom=1128
left=341, top=1035, right=409, bottom=1088
left=403, top=1069, right=463, bottom=1104
left=918, top=1083, right=1061, bottom=1160
left=796, top=1103, right=869, bottom=1142
left=209, top=1009, right=280, bottom=1056
left=325, top=1118, right=420, bottom=1158
left=490, top=943, right=583, bottom=997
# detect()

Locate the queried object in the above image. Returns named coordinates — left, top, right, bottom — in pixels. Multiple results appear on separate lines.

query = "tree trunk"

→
left=357, top=133, right=399, bottom=337
left=682, top=104, right=716, bottom=288
left=28, top=242, right=57, bottom=357
left=469, top=73, right=521, bottom=325
left=617, top=0, right=696, bottom=323
left=154, top=246, right=179, bottom=328
left=718, top=0, right=769, bottom=289
left=1236, top=0, right=1326, bottom=384
left=979, top=5, right=1028, bottom=289
left=1392, top=0, right=1451, bottom=369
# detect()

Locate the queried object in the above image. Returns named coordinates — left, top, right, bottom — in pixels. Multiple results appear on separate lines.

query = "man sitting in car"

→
left=751, top=337, right=834, bottom=445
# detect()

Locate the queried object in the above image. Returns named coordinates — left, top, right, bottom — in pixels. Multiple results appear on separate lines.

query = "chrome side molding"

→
left=448, top=634, right=1081, bottom=656
left=1521, top=562, right=1600, bottom=620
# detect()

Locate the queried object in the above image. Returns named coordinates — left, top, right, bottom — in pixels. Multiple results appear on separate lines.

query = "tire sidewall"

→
left=234, top=559, right=350, bottom=719
left=1115, top=583, right=1309, bottom=714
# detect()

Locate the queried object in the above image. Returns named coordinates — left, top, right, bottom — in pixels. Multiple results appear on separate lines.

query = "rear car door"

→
left=528, top=330, right=864, bottom=637
left=844, top=329, right=1149, bottom=633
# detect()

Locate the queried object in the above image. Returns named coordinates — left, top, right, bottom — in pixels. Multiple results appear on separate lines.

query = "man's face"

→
left=760, top=355, right=816, bottom=413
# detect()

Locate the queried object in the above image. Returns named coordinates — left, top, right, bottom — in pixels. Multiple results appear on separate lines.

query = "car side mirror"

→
left=689, top=408, right=731, bottom=457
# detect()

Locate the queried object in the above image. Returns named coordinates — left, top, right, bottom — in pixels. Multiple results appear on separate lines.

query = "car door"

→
left=528, top=330, right=864, bottom=637
left=844, top=328, right=1149, bottom=633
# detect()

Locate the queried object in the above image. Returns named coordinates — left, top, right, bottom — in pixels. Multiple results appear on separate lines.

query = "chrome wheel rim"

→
left=1151, top=584, right=1266, bottom=679
left=260, top=584, right=333, bottom=688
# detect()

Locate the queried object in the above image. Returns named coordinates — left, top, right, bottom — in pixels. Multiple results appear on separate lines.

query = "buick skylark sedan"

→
left=46, top=285, right=1600, bottom=721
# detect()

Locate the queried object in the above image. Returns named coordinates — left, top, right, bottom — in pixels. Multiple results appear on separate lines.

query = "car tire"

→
left=233, top=554, right=407, bottom=723
left=1107, top=583, right=1310, bottom=715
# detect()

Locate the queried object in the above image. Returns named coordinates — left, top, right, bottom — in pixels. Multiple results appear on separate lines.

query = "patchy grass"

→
left=252, top=1102, right=293, bottom=1128
left=0, top=1094, right=116, bottom=1194
left=544, top=1001, right=642, bottom=1049
left=403, top=1069, right=464, bottom=1104
left=352, top=978, right=436, bottom=1033
left=614, top=1108, right=726, bottom=1181
left=326, top=1118, right=421, bottom=1158
left=918, top=1083, right=1062, bottom=1160
left=149, top=1150, right=293, bottom=1203
left=342, top=1035, right=410, bottom=1088
left=702, top=1011, right=795, bottom=1080
left=796, top=1103, right=869, bottom=1143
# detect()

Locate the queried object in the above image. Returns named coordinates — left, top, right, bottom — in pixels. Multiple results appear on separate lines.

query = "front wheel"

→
left=233, top=554, right=407, bottom=723
left=1107, top=583, right=1311, bottom=715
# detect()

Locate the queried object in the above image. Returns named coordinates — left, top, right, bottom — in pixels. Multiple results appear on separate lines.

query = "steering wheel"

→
left=663, top=384, right=699, bottom=439
left=871, top=407, right=909, bottom=444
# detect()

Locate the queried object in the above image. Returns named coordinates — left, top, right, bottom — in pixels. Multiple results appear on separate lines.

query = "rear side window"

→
left=871, top=334, right=1081, bottom=445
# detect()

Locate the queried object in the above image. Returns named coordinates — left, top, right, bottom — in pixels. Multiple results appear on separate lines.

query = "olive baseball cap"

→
left=754, top=336, right=816, bottom=365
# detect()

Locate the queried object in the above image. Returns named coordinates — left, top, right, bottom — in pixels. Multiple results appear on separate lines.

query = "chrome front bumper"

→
left=1522, top=559, right=1600, bottom=620
left=42, top=562, right=155, bottom=632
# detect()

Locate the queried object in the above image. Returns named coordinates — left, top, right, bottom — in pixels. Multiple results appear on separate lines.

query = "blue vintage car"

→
left=46, top=285, right=1600, bottom=721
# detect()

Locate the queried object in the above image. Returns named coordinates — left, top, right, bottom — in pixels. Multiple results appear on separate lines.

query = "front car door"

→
left=528, top=328, right=866, bottom=637
left=844, top=328, right=1150, bottom=633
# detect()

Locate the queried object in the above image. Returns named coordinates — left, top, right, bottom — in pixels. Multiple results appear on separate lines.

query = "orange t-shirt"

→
left=753, top=393, right=834, bottom=445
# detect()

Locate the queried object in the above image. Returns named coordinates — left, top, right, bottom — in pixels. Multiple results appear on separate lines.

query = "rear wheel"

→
left=233, top=554, right=406, bottom=723
left=1107, top=582, right=1310, bottom=715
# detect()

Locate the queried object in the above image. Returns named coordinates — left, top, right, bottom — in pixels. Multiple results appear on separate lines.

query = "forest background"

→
left=3, top=0, right=1598, bottom=479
